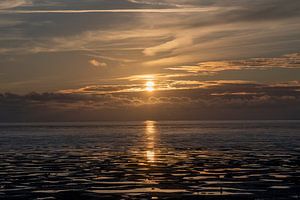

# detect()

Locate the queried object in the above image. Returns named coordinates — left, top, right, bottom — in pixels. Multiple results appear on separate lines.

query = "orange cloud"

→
left=167, top=53, right=300, bottom=74
left=89, top=59, right=107, bottom=67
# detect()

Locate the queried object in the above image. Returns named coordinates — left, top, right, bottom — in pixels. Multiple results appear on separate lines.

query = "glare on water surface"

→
left=145, top=120, right=156, bottom=162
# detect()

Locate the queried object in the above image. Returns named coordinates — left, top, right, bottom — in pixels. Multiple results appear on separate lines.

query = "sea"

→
left=0, top=121, right=299, bottom=199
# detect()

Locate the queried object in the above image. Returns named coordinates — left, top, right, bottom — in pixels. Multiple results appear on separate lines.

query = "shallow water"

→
left=0, top=121, right=299, bottom=199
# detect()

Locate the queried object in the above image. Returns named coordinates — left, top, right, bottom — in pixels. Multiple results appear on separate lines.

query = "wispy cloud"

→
left=0, top=0, right=299, bottom=96
left=0, top=7, right=220, bottom=14
left=143, top=36, right=193, bottom=56
left=167, top=53, right=300, bottom=74
left=127, top=0, right=189, bottom=8
left=58, top=79, right=260, bottom=95
left=59, top=84, right=144, bottom=95
left=0, top=0, right=30, bottom=10
left=118, top=73, right=190, bottom=81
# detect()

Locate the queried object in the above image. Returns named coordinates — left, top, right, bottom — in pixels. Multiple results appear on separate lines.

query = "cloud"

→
left=0, top=0, right=299, bottom=70
left=57, top=79, right=299, bottom=97
left=1, top=81, right=300, bottom=121
left=2, top=28, right=172, bottom=56
left=126, top=0, right=189, bottom=8
left=0, top=7, right=219, bottom=14
left=59, top=84, right=143, bottom=95
left=0, top=0, right=299, bottom=95
left=144, top=55, right=197, bottom=67
left=167, top=53, right=300, bottom=74
left=143, top=36, right=193, bottom=56
left=0, top=0, right=30, bottom=9
left=89, top=59, right=107, bottom=68
left=118, top=73, right=190, bottom=81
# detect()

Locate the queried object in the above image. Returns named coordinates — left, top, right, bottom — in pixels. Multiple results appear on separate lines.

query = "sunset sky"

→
left=0, top=0, right=300, bottom=121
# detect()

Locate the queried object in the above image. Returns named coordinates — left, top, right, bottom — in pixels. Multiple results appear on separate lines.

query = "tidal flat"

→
left=0, top=121, right=299, bottom=199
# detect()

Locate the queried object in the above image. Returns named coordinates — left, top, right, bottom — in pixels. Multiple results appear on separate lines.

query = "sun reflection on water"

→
left=146, top=150, right=155, bottom=163
left=145, top=121, right=157, bottom=162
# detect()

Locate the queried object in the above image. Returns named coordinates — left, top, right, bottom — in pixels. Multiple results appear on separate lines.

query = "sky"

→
left=0, top=0, right=300, bottom=121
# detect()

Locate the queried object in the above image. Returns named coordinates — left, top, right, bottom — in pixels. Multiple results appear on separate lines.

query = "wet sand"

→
left=0, top=121, right=299, bottom=199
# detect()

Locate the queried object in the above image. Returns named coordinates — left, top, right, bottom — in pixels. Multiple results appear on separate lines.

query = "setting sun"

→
left=145, top=81, right=155, bottom=92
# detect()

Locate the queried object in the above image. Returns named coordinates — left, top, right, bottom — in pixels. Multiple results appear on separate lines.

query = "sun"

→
left=145, top=81, right=155, bottom=92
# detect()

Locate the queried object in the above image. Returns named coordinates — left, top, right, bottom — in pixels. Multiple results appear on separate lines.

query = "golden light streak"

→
left=0, top=7, right=220, bottom=14
left=145, top=121, right=157, bottom=162
left=146, top=150, right=155, bottom=163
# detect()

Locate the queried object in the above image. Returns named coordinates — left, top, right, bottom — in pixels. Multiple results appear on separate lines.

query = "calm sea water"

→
left=0, top=121, right=299, bottom=199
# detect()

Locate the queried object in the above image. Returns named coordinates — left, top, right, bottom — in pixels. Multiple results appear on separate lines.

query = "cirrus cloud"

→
left=167, top=53, right=300, bottom=75
left=0, top=0, right=30, bottom=9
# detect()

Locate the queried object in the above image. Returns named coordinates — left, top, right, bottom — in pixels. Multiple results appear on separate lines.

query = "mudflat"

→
left=0, top=121, right=299, bottom=199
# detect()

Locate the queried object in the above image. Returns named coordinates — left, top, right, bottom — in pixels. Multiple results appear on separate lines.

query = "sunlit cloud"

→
left=118, top=73, right=192, bottom=82
left=86, top=54, right=135, bottom=63
left=0, top=0, right=299, bottom=122
left=143, top=36, right=193, bottom=56
left=0, top=7, right=220, bottom=14
left=58, top=79, right=259, bottom=95
left=0, top=0, right=30, bottom=9
left=143, top=55, right=197, bottom=67
left=127, top=0, right=189, bottom=8
left=0, top=28, right=173, bottom=56
left=211, top=92, right=264, bottom=96
left=2, top=80, right=300, bottom=121
left=89, top=59, right=107, bottom=68
left=59, top=84, right=144, bottom=95
left=167, top=53, right=300, bottom=74
left=120, top=74, right=157, bottom=81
